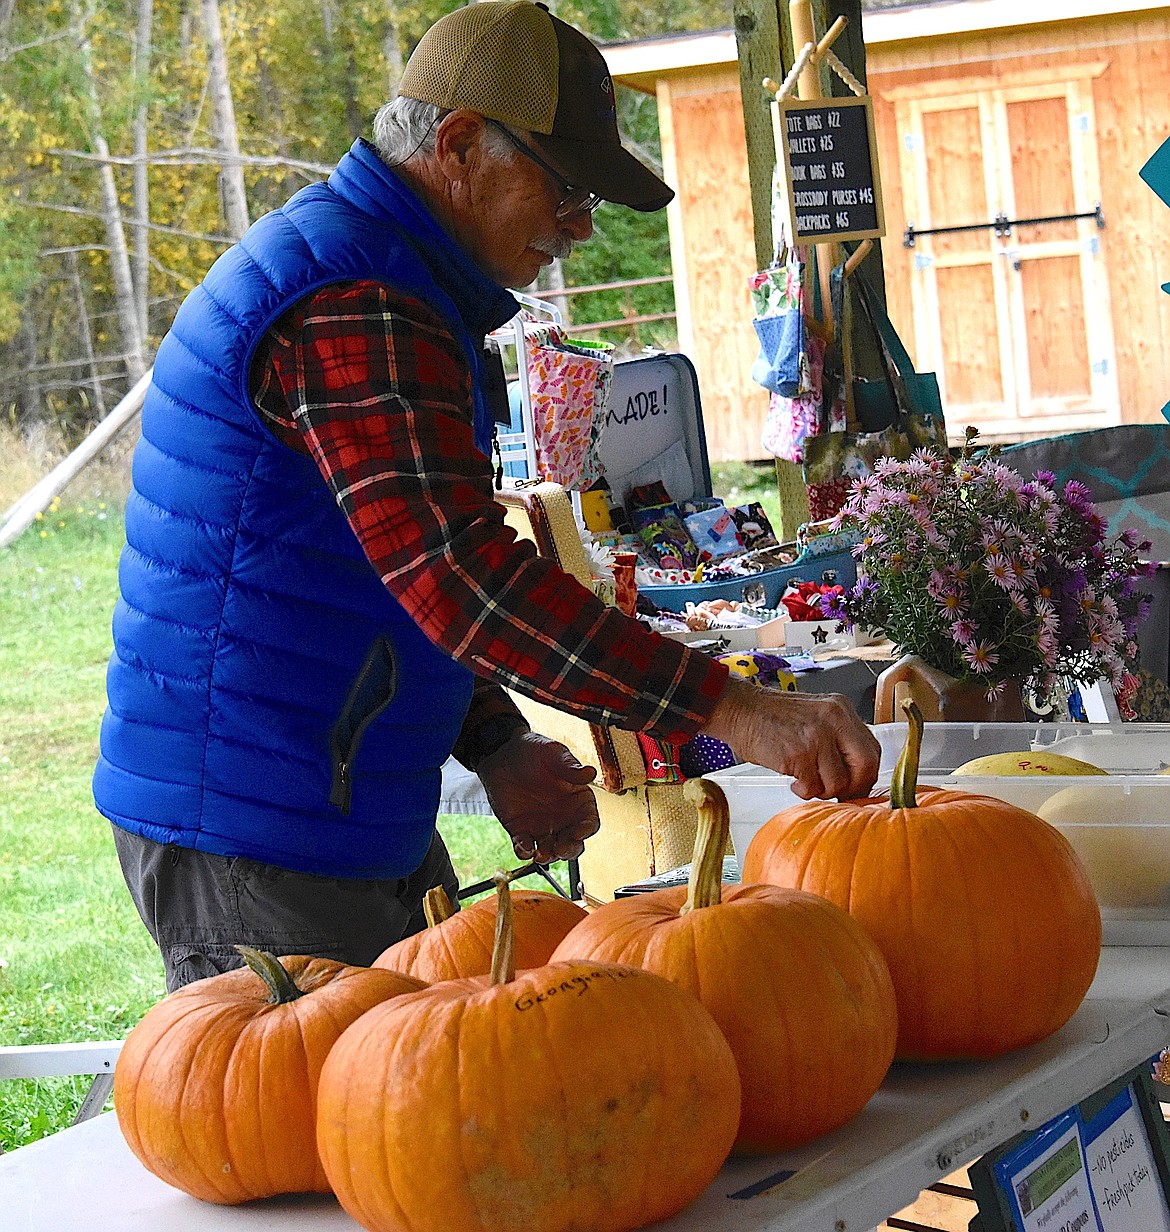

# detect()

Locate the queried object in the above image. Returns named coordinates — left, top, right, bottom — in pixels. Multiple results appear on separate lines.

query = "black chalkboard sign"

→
left=777, top=94, right=886, bottom=245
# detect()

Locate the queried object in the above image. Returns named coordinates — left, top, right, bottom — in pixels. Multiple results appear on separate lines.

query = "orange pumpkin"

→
left=373, top=882, right=587, bottom=981
left=114, top=947, right=425, bottom=1203
left=317, top=874, right=741, bottom=1232
left=551, top=779, right=898, bottom=1152
left=742, top=701, right=1102, bottom=1061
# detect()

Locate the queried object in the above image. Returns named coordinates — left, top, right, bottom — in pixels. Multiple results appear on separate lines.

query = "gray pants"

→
left=112, top=825, right=460, bottom=992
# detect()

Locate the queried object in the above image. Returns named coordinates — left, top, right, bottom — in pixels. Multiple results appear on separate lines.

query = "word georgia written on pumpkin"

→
left=514, top=966, right=639, bottom=1012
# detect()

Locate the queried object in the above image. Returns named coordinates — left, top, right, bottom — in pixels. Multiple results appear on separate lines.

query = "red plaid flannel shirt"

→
left=250, top=280, right=726, bottom=752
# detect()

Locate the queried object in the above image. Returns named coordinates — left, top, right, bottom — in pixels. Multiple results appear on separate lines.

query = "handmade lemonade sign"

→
left=777, top=95, right=885, bottom=245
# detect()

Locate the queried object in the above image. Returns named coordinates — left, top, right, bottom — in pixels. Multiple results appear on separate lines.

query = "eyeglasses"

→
left=486, top=119, right=603, bottom=221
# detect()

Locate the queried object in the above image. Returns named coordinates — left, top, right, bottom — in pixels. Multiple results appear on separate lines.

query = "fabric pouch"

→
left=730, top=503, right=779, bottom=551
left=748, top=254, right=809, bottom=397
left=684, top=505, right=743, bottom=559
left=627, top=480, right=675, bottom=512
left=750, top=311, right=805, bottom=397
left=527, top=337, right=614, bottom=489
left=634, top=515, right=700, bottom=571
left=761, top=331, right=830, bottom=464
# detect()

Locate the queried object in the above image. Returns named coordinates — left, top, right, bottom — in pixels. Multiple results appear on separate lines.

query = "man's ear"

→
left=432, top=110, right=487, bottom=184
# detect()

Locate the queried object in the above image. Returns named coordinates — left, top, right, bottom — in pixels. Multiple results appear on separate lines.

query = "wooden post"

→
left=827, top=0, right=885, bottom=383
left=732, top=0, right=793, bottom=271
left=788, top=0, right=837, bottom=343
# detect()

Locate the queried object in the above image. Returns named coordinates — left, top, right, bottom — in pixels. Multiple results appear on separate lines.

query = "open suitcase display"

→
left=592, top=352, right=857, bottom=611
left=494, top=353, right=857, bottom=902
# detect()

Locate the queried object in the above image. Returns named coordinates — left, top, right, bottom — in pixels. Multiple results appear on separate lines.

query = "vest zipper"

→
left=329, top=636, right=398, bottom=814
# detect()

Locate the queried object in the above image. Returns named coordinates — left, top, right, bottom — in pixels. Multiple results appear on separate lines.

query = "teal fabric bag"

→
left=850, top=262, right=944, bottom=433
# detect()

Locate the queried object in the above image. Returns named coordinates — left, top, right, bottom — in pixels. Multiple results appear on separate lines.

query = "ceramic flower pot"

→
left=873, top=653, right=1027, bottom=724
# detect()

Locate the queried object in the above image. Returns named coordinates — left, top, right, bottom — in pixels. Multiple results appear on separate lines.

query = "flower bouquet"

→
left=823, top=429, right=1155, bottom=707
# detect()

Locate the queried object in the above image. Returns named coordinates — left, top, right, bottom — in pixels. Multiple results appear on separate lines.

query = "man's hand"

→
left=702, top=676, right=881, bottom=800
left=476, top=732, right=600, bottom=864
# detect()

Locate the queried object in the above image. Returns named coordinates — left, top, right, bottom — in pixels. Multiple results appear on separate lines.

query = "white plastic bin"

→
left=708, top=723, right=1170, bottom=945
left=871, top=721, right=1170, bottom=775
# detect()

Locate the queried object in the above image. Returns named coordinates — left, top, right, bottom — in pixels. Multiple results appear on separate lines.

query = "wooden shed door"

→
left=894, top=71, right=1119, bottom=441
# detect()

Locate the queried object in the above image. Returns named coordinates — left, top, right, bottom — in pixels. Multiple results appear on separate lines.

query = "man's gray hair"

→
left=372, top=96, right=517, bottom=165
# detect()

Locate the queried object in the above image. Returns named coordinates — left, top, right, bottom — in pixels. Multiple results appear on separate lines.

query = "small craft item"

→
left=781, top=579, right=845, bottom=622
left=579, top=487, right=613, bottom=532
left=683, top=504, right=744, bottom=560
left=683, top=600, right=763, bottom=632
left=613, top=551, right=639, bottom=617
left=679, top=732, right=740, bottom=778
left=742, top=547, right=797, bottom=571
left=718, top=649, right=798, bottom=690
left=730, top=503, right=779, bottom=551
left=630, top=502, right=701, bottom=571
left=682, top=497, right=725, bottom=514
left=526, top=328, right=614, bottom=490
left=626, top=480, right=676, bottom=513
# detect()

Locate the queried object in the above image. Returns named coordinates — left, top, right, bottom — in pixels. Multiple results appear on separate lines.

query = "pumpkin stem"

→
left=235, top=945, right=304, bottom=1004
left=489, top=870, right=516, bottom=986
left=889, top=699, right=924, bottom=809
left=680, top=778, right=729, bottom=913
left=423, top=885, right=456, bottom=928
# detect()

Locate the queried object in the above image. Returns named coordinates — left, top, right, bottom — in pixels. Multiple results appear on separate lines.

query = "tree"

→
left=200, top=0, right=248, bottom=238
left=1, top=0, right=732, bottom=437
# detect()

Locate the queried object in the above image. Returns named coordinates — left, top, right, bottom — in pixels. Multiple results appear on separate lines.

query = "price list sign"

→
left=778, top=95, right=885, bottom=245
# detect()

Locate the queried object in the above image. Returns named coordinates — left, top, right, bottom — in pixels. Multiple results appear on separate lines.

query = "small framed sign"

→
left=969, top=1062, right=1170, bottom=1232
left=776, top=94, right=885, bottom=245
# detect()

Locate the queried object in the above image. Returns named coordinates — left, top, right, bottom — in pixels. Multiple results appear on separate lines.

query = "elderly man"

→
left=95, top=0, right=879, bottom=990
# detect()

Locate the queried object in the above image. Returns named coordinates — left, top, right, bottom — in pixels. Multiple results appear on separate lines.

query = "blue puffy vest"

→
left=93, top=139, right=519, bottom=878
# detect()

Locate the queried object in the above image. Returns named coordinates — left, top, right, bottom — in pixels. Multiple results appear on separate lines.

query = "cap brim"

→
left=530, top=133, right=674, bottom=212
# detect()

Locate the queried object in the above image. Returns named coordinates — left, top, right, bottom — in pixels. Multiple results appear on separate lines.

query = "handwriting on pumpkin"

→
left=515, top=967, right=637, bottom=1012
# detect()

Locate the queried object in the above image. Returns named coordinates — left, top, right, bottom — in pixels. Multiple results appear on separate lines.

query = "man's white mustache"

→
left=531, top=235, right=574, bottom=261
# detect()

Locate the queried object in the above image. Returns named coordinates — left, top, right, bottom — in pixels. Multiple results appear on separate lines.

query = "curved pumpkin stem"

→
left=490, top=870, right=516, bottom=986
left=680, top=778, right=729, bottom=913
left=423, top=885, right=457, bottom=928
left=235, top=945, right=304, bottom=1004
left=889, top=699, right=924, bottom=809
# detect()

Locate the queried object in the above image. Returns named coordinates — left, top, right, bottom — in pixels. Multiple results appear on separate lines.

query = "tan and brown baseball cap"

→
left=397, top=0, right=673, bottom=211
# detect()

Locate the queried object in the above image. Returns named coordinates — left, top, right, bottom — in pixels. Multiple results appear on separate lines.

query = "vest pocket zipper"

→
left=329, top=636, right=398, bottom=814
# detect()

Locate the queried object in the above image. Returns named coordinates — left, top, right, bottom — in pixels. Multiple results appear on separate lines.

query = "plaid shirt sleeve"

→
left=251, top=279, right=727, bottom=744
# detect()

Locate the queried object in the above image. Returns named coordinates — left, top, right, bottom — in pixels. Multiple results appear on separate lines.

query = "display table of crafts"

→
left=3, top=948, right=1167, bottom=1232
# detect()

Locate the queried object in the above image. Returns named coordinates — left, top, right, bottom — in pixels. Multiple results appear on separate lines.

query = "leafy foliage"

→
left=1, top=0, right=730, bottom=437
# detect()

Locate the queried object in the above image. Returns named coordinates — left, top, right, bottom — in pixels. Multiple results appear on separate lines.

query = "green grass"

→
left=0, top=460, right=780, bottom=1151
left=0, top=502, right=549, bottom=1151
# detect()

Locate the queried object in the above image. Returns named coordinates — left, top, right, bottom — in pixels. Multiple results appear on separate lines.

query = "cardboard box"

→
left=765, top=620, right=881, bottom=654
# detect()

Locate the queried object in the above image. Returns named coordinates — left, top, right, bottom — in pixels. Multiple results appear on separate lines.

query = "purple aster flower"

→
left=962, top=642, right=1000, bottom=674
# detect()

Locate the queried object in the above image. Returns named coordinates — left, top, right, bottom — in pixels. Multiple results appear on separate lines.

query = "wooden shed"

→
left=604, top=0, right=1170, bottom=460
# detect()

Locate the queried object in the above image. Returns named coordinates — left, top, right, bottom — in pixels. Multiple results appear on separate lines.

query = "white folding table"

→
left=4, top=948, right=1168, bottom=1232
